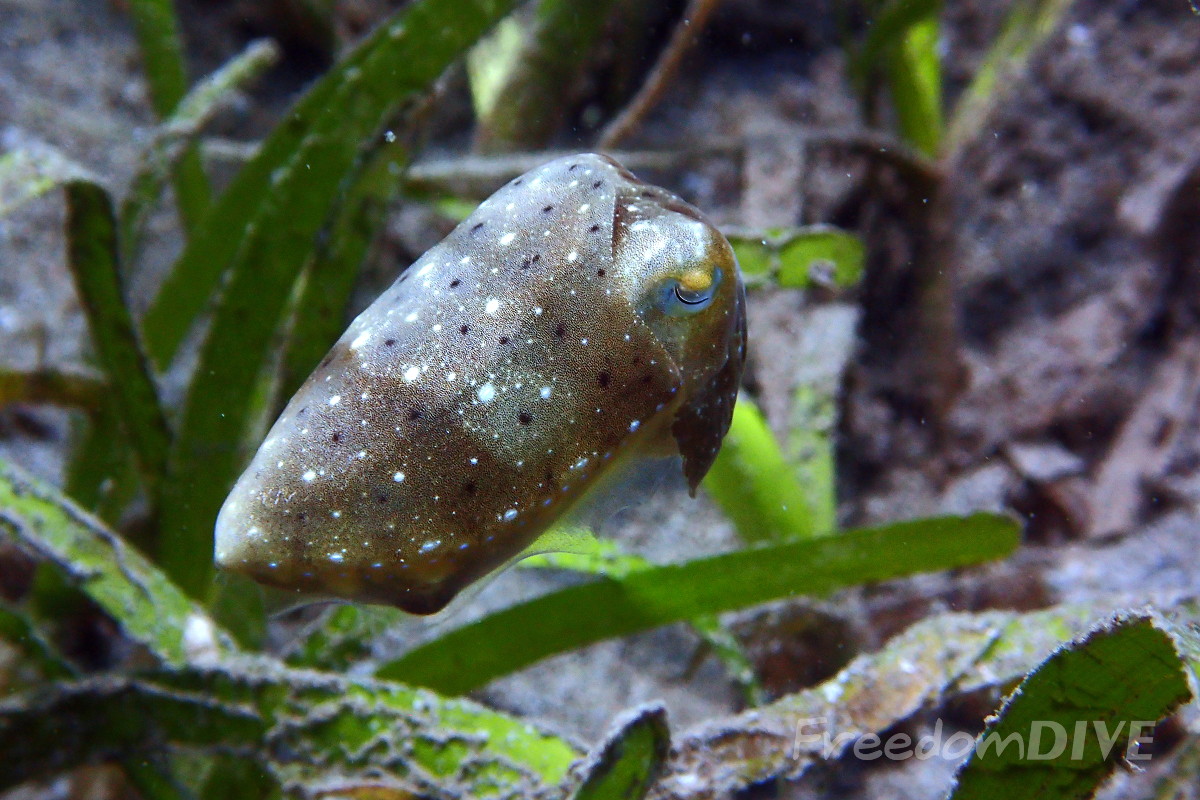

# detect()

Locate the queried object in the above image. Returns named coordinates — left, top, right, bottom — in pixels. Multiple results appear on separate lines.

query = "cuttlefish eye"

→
left=664, top=268, right=722, bottom=314
left=214, top=153, right=746, bottom=614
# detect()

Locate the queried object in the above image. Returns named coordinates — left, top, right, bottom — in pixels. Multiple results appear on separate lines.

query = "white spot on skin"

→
left=629, top=420, right=641, bottom=432
left=357, top=450, right=367, bottom=459
left=303, top=470, right=317, bottom=482
left=566, top=250, right=578, bottom=262
left=350, top=331, right=370, bottom=349
left=485, top=298, right=501, bottom=315
left=578, top=203, right=590, bottom=214
left=329, top=552, right=344, bottom=562
left=405, top=311, right=419, bottom=322
left=403, top=366, right=420, bottom=382
left=393, top=471, right=406, bottom=482
left=329, top=395, right=341, bottom=406
left=331, top=510, right=342, bottom=519
left=419, top=540, right=442, bottom=554
left=503, top=509, right=519, bottom=521
left=499, top=232, right=516, bottom=245
left=477, top=382, right=496, bottom=403
left=446, top=371, right=457, bottom=382
left=540, top=386, right=552, bottom=399
left=533, top=306, right=543, bottom=316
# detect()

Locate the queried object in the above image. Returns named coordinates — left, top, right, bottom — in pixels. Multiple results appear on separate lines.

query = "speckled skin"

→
left=214, top=154, right=746, bottom=613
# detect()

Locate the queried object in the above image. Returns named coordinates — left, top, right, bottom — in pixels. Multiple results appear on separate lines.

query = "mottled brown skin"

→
left=214, top=154, right=746, bottom=613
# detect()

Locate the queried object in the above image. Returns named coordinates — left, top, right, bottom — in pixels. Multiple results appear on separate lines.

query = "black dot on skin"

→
left=471, top=222, right=485, bottom=233
left=597, top=371, right=611, bottom=389
left=641, top=374, right=653, bottom=384
left=408, top=408, right=422, bottom=421
left=554, top=323, right=566, bottom=339
left=299, top=406, right=308, bottom=415
left=519, top=412, right=533, bottom=425
left=331, top=432, right=341, bottom=443
left=320, top=355, right=334, bottom=368
left=385, top=339, right=396, bottom=347
left=377, top=494, right=388, bottom=504
left=590, top=224, right=601, bottom=233
left=568, top=163, right=578, bottom=171
left=520, top=257, right=532, bottom=269
left=499, top=336, right=510, bottom=345
left=462, top=481, right=477, bottom=495
left=592, top=180, right=602, bottom=189
left=542, top=204, right=554, bottom=213
left=460, top=324, right=470, bottom=335
left=514, top=178, right=523, bottom=186
left=532, top=253, right=541, bottom=263
left=450, top=279, right=461, bottom=288
left=596, top=268, right=606, bottom=277
left=298, top=512, right=308, bottom=522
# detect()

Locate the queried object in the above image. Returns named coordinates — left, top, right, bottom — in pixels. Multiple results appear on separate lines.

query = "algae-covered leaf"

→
left=657, top=601, right=1146, bottom=797
left=949, top=615, right=1194, bottom=800
left=0, top=659, right=583, bottom=798
left=0, top=458, right=235, bottom=667
left=156, top=0, right=521, bottom=601
left=573, top=705, right=670, bottom=800
left=726, top=226, right=865, bottom=290
left=378, top=513, right=1020, bottom=694
left=65, top=181, right=171, bottom=501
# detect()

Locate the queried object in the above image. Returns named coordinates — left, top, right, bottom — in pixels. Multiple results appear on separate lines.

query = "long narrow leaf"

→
left=142, top=0, right=518, bottom=369
left=65, top=181, right=171, bottom=500
left=469, top=0, right=621, bottom=152
left=703, top=396, right=822, bottom=544
left=64, top=401, right=140, bottom=525
left=378, top=513, right=1020, bottom=694
left=126, top=0, right=211, bottom=231
left=0, top=458, right=235, bottom=667
left=0, top=601, right=75, bottom=680
left=120, top=39, right=280, bottom=265
left=884, top=13, right=943, bottom=156
left=156, top=0, right=521, bottom=600
left=946, top=0, right=1076, bottom=151
left=277, top=141, right=407, bottom=402
left=524, top=538, right=766, bottom=704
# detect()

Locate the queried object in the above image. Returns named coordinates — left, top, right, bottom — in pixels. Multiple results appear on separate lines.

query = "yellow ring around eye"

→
left=679, top=268, right=713, bottom=293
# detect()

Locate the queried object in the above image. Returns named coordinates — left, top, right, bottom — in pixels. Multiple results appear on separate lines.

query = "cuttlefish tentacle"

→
left=215, top=153, right=746, bottom=614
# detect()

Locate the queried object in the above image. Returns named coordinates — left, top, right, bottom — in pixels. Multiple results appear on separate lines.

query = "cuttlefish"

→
left=215, top=153, right=746, bottom=614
